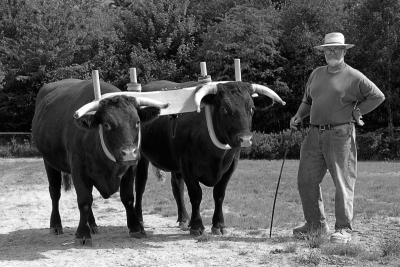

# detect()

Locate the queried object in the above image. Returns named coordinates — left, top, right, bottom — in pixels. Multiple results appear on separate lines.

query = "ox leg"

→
left=211, top=160, right=237, bottom=235
left=171, top=172, right=189, bottom=230
left=122, top=166, right=146, bottom=238
left=134, top=157, right=149, bottom=226
left=184, top=177, right=204, bottom=236
left=71, top=170, right=94, bottom=246
left=88, top=207, right=98, bottom=234
left=44, top=161, right=63, bottom=235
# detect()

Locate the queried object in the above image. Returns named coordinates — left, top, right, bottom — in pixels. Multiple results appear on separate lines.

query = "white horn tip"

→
left=281, top=101, right=286, bottom=106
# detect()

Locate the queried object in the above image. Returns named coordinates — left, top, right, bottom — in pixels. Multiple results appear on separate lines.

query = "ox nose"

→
left=239, top=135, right=253, bottom=148
left=119, top=147, right=139, bottom=162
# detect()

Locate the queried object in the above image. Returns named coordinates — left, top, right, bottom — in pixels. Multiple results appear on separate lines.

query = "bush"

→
left=0, top=137, right=41, bottom=158
left=241, top=127, right=400, bottom=160
left=240, top=129, right=305, bottom=160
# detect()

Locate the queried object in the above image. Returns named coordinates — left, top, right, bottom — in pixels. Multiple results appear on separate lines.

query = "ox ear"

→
left=137, top=106, right=161, bottom=122
left=74, top=113, right=99, bottom=130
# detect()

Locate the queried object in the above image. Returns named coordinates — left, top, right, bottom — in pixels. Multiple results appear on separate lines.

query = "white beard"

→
left=325, top=57, right=344, bottom=67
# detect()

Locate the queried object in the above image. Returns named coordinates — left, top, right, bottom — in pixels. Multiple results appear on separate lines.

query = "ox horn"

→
left=74, top=95, right=169, bottom=119
left=251, top=84, right=286, bottom=105
left=74, top=101, right=100, bottom=119
left=194, top=83, right=218, bottom=112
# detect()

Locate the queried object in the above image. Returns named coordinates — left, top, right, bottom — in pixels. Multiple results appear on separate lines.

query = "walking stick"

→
left=269, top=130, right=293, bottom=238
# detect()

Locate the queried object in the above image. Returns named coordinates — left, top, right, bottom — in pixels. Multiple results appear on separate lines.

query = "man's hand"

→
left=290, top=115, right=302, bottom=130
left=352, top=108, right=365, bottom=126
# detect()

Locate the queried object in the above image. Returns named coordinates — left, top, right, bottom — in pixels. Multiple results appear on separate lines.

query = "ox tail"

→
left=61, top=172, right=72, bottom=191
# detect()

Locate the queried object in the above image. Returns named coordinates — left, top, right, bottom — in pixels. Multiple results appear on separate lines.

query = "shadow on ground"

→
left=0, top=225, right=282, bottom=261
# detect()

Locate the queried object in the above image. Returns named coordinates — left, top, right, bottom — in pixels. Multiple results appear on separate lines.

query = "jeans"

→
left=297, top=123, right=357, bottom=230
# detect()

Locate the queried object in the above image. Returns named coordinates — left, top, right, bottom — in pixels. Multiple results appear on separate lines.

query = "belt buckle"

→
left=319, top=124, right=332, bottom=131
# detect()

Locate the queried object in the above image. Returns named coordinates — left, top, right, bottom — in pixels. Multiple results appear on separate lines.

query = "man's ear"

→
left=74, top=114, right=99, bottom=129
left=138, top=106, right=161, bottom=122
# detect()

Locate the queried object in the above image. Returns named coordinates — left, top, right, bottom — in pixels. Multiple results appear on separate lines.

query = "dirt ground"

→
left=0, top=158, right=399, bottom=267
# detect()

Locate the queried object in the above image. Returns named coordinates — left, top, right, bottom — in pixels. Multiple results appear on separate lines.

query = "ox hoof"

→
left=179, top=221, right=189, bottom=231
left=129, top=230, right=146, bottom=239
left=89, top=224, right=99, bottom=234
left=211, top=226, right=227, bottom=235
left=75, top=237, right=92, bottom=246
left=190, top=228, right=204, bottom=236
left=50, top=226, right=63, bottom=235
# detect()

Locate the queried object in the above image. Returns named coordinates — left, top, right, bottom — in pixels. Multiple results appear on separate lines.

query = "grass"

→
left=142, top=160, right=400, bottom=231
left=295, top=250, right=322, bottom=266
left=380, top=238, right=400, bottom=257
left=322, top=243, right=366, bottom=257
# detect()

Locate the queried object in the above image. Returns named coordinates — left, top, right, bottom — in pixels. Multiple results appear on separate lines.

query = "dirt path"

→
left=0, top=186, right=295, bottom=267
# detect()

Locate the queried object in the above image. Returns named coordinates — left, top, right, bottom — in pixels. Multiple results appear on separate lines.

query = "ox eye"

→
left=103, top=122, right=112, bottom=131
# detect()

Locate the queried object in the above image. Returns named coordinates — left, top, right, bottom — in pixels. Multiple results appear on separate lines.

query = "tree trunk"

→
left=386, top=92, right=394, bottom=138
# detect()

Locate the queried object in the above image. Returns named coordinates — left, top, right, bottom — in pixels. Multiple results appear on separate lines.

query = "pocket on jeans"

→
left=333, top=125, right=351, bottom=138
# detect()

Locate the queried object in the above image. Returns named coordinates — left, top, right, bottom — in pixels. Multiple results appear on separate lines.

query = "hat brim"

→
left=314, top=44, right=355, bottom=50
left=314, top=44, right=354, bottom=50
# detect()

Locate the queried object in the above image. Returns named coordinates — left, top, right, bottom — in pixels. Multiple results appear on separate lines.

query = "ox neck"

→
left=205, top=105, right=231, bottom=150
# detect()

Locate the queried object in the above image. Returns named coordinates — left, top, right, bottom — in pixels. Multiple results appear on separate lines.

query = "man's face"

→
left=323, top=47, right=346, bottom=67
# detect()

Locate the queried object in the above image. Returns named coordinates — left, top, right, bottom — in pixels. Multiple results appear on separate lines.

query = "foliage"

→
left=118, top=0, right=200, bottom=82
left=0, top=0, right=399, bottom=147
left=345, top=0, right=400, bottom=135
left=0, top=0, right=121, bottom=131
left=0, top=137, right=40, bottom=157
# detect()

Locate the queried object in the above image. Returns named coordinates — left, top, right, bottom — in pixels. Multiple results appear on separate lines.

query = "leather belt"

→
left=311, top=122, right=352, bottom=131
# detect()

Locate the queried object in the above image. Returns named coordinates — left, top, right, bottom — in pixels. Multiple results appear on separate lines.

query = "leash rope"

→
left=269, top=130, right=293, bottom=238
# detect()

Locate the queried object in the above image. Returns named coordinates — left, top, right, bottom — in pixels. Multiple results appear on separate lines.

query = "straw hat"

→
left=315, top=32, right=354, bottom=50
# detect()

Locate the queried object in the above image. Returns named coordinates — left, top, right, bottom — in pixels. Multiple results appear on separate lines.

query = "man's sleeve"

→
left=357, top=75, right=385, bottom=115
left=301, top=70, right=315, bottom=106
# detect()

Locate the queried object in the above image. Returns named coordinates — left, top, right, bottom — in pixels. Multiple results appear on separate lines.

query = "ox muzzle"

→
left=238, top=135, right=253, bottom=148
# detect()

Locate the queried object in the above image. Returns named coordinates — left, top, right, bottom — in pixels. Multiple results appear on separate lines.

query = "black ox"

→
left=135, top=81, right=285, bottom=235
left=32, top=78, right=167, bottom=245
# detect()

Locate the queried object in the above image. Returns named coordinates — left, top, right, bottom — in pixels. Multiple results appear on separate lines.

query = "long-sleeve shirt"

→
left=302, top=63, right=385, bottom=125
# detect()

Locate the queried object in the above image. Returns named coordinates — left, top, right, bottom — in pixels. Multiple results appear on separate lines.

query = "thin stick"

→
left=200, top=62, right=207, bottom=76
left=92, top=70, right=101, bottom=100
left=129, top=68, right=137, bottom=83
left=234, top=59, right=241, bottom=81
left=269, top=130, right=293, bottom=238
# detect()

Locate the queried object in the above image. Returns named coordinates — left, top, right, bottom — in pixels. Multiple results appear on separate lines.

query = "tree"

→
left=0, top=0, right=120, bottom=131
left=117, top=0, right=200, bottom=82
left=346, top=0, right=400, bottom=135
left=196, top=4, right=288, bottom=132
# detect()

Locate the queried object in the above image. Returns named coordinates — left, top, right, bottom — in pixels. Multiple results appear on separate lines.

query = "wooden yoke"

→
left=120, top=62, right=227, bottom=116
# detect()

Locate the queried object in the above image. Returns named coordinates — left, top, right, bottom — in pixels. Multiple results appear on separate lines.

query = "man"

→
left=290, top=32, right=385, bottom=243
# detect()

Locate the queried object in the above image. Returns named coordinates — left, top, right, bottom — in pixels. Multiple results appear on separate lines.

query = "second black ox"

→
left=135, top=81, right=285, bottom=235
